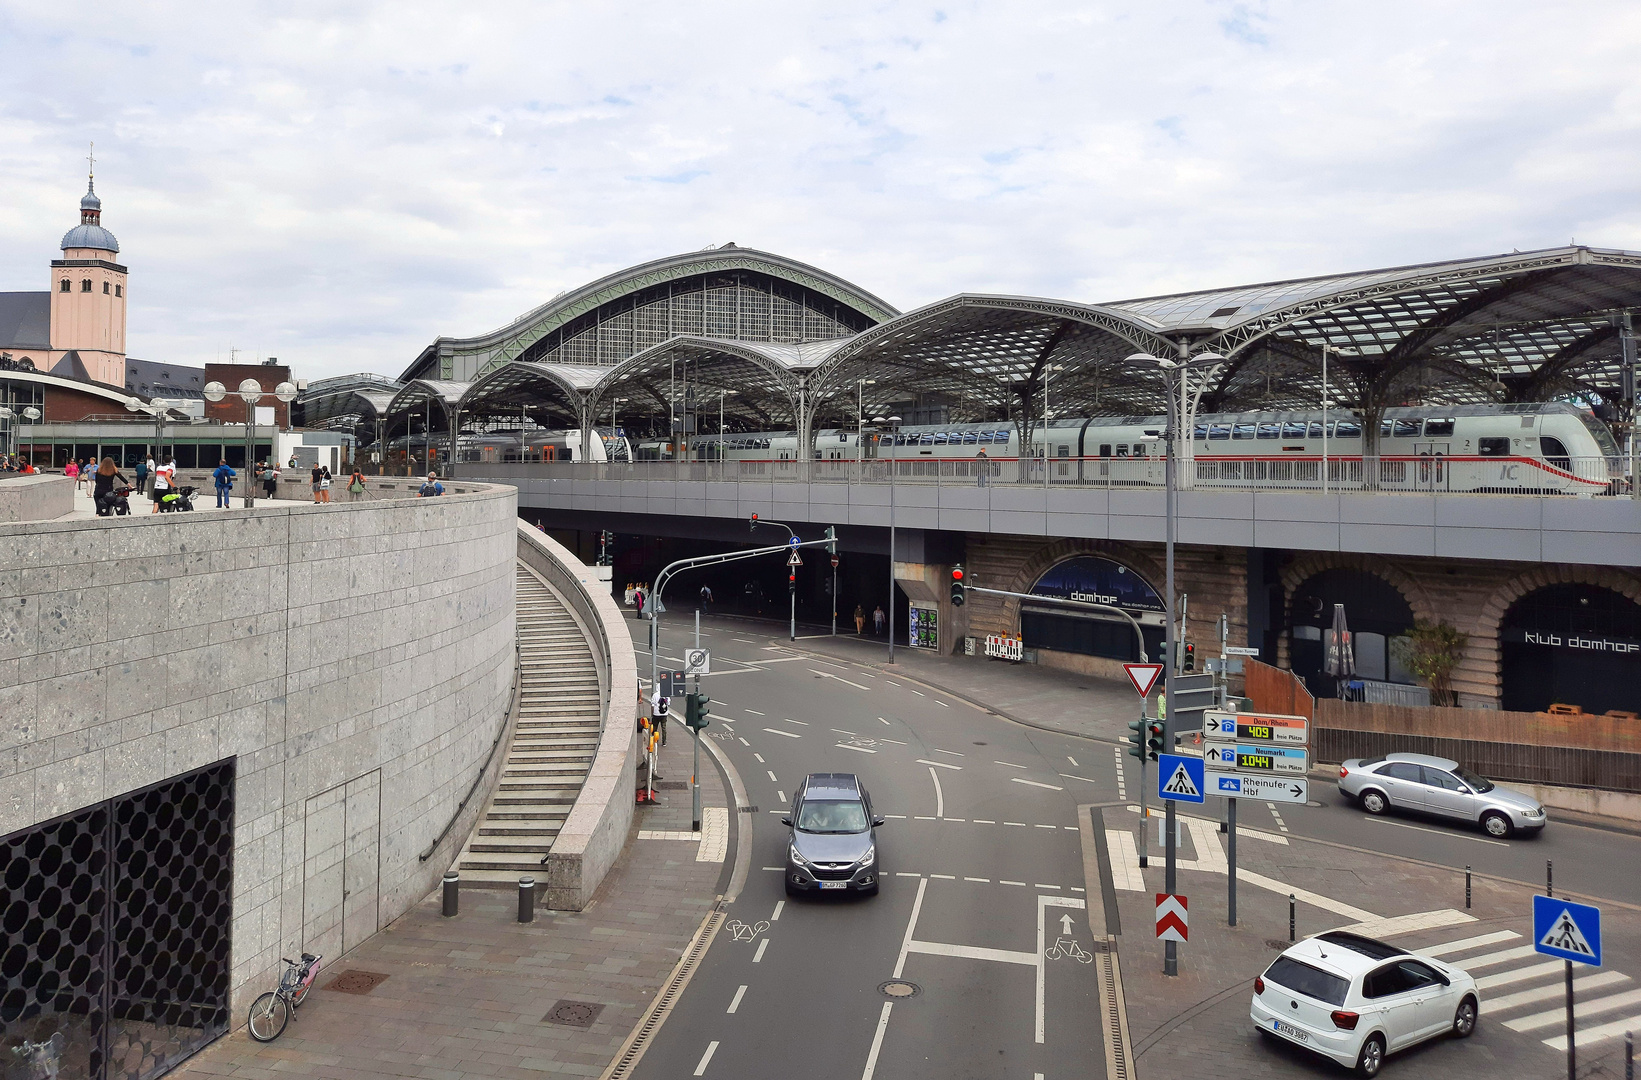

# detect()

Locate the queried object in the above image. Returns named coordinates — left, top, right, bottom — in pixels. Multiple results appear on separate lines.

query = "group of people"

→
left=1, top=457, right=39, bottom=474
left=623, top=582, right=652, bottom=617
left=853, top=604, right=887, bottom=635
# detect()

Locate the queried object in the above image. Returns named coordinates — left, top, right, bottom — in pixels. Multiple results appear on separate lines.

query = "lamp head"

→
left=124, top=396, right=144, bottom=413
left=202, top=381, right=227, bottom=403
left=1126, top=352, right=1163, bottom=366
left=22, top=406, right=40, bottom=421
left=238, top=378, right=264, bottom=403
left=273, top=381, right=299, bottom=403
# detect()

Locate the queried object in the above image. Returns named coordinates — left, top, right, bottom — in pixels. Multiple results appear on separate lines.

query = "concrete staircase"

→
left=456, top=562, right=605, bottom=884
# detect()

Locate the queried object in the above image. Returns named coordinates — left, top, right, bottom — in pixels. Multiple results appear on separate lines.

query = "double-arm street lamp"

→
left=1125, top=348, right=1224, bottom=978
left=203, top=378, right=298, bottom=507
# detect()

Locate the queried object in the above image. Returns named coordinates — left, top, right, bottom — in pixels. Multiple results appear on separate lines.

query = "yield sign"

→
left=1155, top=894, right=1188, bottom=942
left=1123, top=663, right=1164, bottom=698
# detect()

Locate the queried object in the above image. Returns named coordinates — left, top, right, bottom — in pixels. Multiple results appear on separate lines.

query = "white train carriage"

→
left=458, top=428, right=631, bottom=464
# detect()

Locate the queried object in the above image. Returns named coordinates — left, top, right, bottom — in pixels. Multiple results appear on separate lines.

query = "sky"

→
left=3, top=1, right=1640, bottom=381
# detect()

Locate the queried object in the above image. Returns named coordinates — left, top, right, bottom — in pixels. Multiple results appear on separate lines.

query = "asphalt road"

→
left=621, top=615, right=1641, bottom=1080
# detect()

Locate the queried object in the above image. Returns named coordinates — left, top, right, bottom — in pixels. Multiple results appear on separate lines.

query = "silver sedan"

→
left=1337, top=752, right=1547, bottom=838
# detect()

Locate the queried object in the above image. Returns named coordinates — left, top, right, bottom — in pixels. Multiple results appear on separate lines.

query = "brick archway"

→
left=1470, top=565, right=1641, bottom=707
left=997, top=537, right=1166, bottom=636
left=1274, top=552, right=1436, bottom=671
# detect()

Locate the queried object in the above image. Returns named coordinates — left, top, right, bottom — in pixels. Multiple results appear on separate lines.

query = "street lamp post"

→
left=857, top=379, right=877, bottom=475
left=124, top=397, right=170, bottom=476
left=872, top=415, right=902, bottom=662
left=1043, top=363, right=1064, bottom=490
left=1127, top=349, right=1224, bottom=978
left=203, top=378, right=298, bottom=507
left=1321, top=343, right=1331, bottom=496
left=718, top=389, right=736, bottom=478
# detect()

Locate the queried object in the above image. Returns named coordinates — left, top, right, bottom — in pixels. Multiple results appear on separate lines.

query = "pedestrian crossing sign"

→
left=1156, top=753, right=1205, bottom=804
left=1533, top=894, right=1601, bottom=966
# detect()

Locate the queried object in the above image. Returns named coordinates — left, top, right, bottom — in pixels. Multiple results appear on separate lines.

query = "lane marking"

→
left=753, top=939, right=769, bottom=963
left=763, top=728, right=801, bottom=739
left=994, top=760, right=1029, bottom=769
left=1506, top=987, right=1641, bottom=1032
left=754, top=754, right=765, bottom=763
left=904, top=940, right=1036, bottom=965
left=1067, top=755, right=1079, bottom=767
left=932, top=748, right=965, bottom=757
left=832, top=728, right=857, bottom=735
left=836, top=743, right=877, bottom=754
left=693, top=1041, right=719, bottom=1076
left=761, top=866, right=783, bottom=871
left=738, top=738, right=750, bottom=746
left=929, top=766, right=945, bottom=818
left=1005, top=822, right=1027, bottom=827
left=727, top=985, right=747, bottom=1014
left=973, top=819, right=995, bottom=824
left=931, top=874, right=956, bottom=880
left=771, top=901, right=785, bottom=922
left=886, top=814, right=907, bottom=819
left=1033, top=823, right=1057, bottom=829
left=1457, top=944, right=1540, bottom=970
left=881, top=738, right=907, bottom=745
left=777, top=791, right=785, bottom=803
left=1001, top=879, right=1028, bottom=887
left=937, top=700, right=949, bottom=707
left=744, top=709, right=765, bottom=715
left=1012, top=778, right=1063, bottom=791
left=893, top=877, right=929, bottom=978
left=917, top=758, right=962, bottom=770
left=1545, top=1010, right=1641, bottom=1051
left=1059, top=773, right=1098, bottom=783
left=767, top=771, right=778, bottom=782
left=779, top=718, right=810, bottom=726
left=1477, top=959, right=1569, bottom=990
left=1363, top=816, right=1508, bottom=846
left=965, top=876, right=990, bottom=883
left=860, top=1002, right=893, bottom=1080
left=735, top=638, right=757, bottom=644
left=810, top=669, right=872, bottom=690
left=1034, top=883, right=1060, bottom=890
left=1062, top=826, right=1078, bottom=831
left=1421, top=930, right=1520, bottom=957
left=908, top=689, right=925, bottom=696
left=946, top=817, right=967, bottom=823
left=915, top=816, right=938, bottom=820
left=1485, top=970, right=1629, bottom=1013
left=887, top=682, right=900, bottom=687
left=895, top=871, right=919, bottom=877
left=879, top=717, right=892, bottom=725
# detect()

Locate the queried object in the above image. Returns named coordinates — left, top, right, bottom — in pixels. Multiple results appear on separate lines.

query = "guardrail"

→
left=462, top=453, right=1633, bottom=497
left=516, top=523, right=639, bottom=911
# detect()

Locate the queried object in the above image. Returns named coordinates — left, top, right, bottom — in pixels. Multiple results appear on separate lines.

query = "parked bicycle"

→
left=247, top=952, right=323, bottom=1041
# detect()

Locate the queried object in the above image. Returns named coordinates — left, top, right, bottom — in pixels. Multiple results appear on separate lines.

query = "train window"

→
left=1424, top=418, right=1455, bottom=437
left=964, top=432, right=978, bottom=444
left=1115, top=445, right=1128, bottom=457
left=1134, top=444, right=1148, bottom=457
left=1099, top=444, right=1112, bottom=457
left=760, top=439, right=771, bottom=449
left=1193, top=424, right=1208, bottom=440
left=920, top=434, right=935, bottom=445
left=1393, top=420, right=1421, bottom=438
left=933, top=433, right=948, bottom=444
left=1309, top=422, right=1325, bottom=438
left=1208, top=424, right=1230, bottom=440
left=995, top=431, right=1010, bottom=441
left=1058, top=445, right=1070, bottom=458
left=1478, top=437, right=1511, bottom=457
left=1232, top=423, right=1255, bottom=440
left=1334, top=421, right=1361, bottom=439
left=1540, top=436, right=1571, bottom=468
left=1257, top=423, right=1281, bottom=439
left=1282, top=422, right=1308, bottom=439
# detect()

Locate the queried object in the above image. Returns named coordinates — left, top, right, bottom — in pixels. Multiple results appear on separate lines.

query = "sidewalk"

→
left=177, top=727, right=733, bottom=1080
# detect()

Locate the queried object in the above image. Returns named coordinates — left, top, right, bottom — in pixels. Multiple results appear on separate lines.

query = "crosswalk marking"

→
left=1420, top=930, right=1519, bottom=957
left=1106, top=831, right=1147, bottom=892
left=1504, top=987, right=1641, bottom=1032
left=1484, top=969, right=1629, bottom=1013
left=1545, top=1012, right=1641, bottom=1051
left=1455, top=944, right=1540, bottom=970
left=1476, top=959, right=1568, bottom=990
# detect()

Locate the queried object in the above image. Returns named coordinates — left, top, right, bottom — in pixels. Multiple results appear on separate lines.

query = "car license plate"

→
left=1272, top=1019, right=1308, bottom=1043
left=819, top=881, right=848, bottom=890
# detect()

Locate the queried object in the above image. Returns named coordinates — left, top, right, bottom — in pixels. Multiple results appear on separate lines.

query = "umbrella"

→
left=1325, top=602, right=1356, bottom=696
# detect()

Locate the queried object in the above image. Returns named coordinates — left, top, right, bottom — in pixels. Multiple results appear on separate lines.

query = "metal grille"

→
left=0, top=760, right=234, bottom=1080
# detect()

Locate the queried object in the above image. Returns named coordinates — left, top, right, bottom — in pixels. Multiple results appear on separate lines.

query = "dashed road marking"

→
left=832, top=728, right=857, bottom=735
left=753, top=939, right=768, bottom=963
left=837, top=743, right=878, bottom=754
left=1012, top=778, right=1063, bottom=791
left=744, top=709, right=765, bottom=715
left=779, top=718, right=809, bottom=726
left=933, top=748, right=965, bottom=757
left=754, top=753, right=765, bottom=763
left=1001, top=879, right=1028, bottom=887
left=727, top=985, right=747, bottom=1014
left=767, top=770, right=778, bottom=782
left=771, top=900, right=785, bottom=921
left=693, top=1040, right=719, bottom=1076
left=965, top=876, right=990, bottom=883
left=763, top=728, right=801, bottom=739
left=917, top=758, right=962, bottom=770
left=994, top=760, right=1029, bottom=769
left=1060, top=773, right=1098, bottom=783
left=931, top=874, right=956, bottom=880
left=738, top=737, right=750, bottom=746
left=1067, top=755, right=1079, bottom=767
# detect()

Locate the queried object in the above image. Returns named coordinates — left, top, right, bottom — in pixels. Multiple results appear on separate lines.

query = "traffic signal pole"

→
left=694, top=609, right=702, bottom=832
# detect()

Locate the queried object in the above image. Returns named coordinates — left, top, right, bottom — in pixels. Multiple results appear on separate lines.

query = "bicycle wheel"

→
left=247, top=992, right=290, bottom=1042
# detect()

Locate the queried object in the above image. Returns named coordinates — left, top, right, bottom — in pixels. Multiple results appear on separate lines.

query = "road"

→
left=622, top=613, right=1641, bottom=1079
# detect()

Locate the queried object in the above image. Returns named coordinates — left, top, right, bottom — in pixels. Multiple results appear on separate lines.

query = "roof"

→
left=0, top=292, right=51, bottom=350
left=802, top=773, right=861, bottom=797
left=1381, top=752, right=1461, bottom=770
left=1275, top=937, right=1379, bottom=979
left=61, top=223, right=119, bottom=253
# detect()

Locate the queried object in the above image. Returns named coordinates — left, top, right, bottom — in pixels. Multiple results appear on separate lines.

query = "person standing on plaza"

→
left=699, top=584, right=713, bottom=613
left=319, top=465, right=333, bottom=504
left=263, top=460, right=280, bottom=501
left=854, top=604, right=866, bottom=635
left=150, top=455, right=173, bottom=513
left=417, top=472, right=444, bottom=497
left=144, top=453, right=156, bottom=494
left=64, top=458, right=79, bottom=485
left=633, top=584, right=646, bottom=619
left=348, top=466, right=367, bottom=500
left=873, top=604, right=885, bottom=636
left=975, top=445, right=989, bottom=488
left=134, top=454, right=148, bottom=495
left=310, top=462, right=323, bottom=504
left=211, top=459, right=236, bottom=508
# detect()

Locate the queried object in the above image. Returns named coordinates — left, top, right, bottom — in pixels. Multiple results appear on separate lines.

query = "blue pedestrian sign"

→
left=1533, top=895, right=1601, bottom=966
left=1157, top=753, right=1205, bottom=804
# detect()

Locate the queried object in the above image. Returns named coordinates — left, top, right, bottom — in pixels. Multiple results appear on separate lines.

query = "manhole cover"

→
left=657, top=781, right=689, bottom=790
left=326, top=970, right=390, bottom=995
left=543, top=1000, right=604, bottom=1028
left=879, top=980, right=921, bottom=999
left=1266, top=939, right=1292, bottom=950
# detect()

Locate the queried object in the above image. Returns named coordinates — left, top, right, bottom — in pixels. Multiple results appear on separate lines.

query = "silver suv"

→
left=782, top=773, right=883, bottom=896
left=1337, top=752, right=1546, bottom=838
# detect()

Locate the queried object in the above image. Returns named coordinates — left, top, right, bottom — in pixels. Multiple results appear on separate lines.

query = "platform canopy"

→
left=290, top=373, right=402, bottom=439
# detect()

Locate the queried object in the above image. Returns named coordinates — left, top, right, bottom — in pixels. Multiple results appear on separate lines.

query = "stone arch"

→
left=1273, top=552, right=1437, bottom=672
left=1467, top=564, right=1641, bottom=708
left=988, top=536, right=1167, bottom=639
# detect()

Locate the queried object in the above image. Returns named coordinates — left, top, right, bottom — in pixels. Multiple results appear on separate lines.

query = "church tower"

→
left=49, top=153, right=127, bottom=386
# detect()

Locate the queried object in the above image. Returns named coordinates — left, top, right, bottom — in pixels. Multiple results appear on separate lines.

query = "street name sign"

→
left=1157, top=753, right=1205, bottom=803
left=1123, top=662, right=1164, bottom=698
left=1224, top=646, right=1262, bottom=657
left=684, top=649, right=711, bottom=676
left=1208, top=772, right=1308, bottom=803
left=1203, top=744, right=1307, bottom=775
left=1155, top=894, right=1188, bottom=942
left=1202, top=710, right=1308, bottom=746
left=1533, top=895, right=1601, bottom=966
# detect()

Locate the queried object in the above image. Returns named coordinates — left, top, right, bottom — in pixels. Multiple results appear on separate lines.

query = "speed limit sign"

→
left=684, top=649, right=711, bottom=676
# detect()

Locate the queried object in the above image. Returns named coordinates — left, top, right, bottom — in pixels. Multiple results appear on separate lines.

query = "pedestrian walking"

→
left=262, top=461, right=280, bottom=500
left=144, top=454, right=156, bottom=494
left=150, top=456, right=174, bottom=513
left=417, top=472, right=445, bottom=497
left=854, top=604, right=866, bottom=635
left=634, top=584, right=646, bottom=619
left=699, top=584, right=713, bottom=612
left=64, top=459, right=79, bottom=485
left=873, top=605, right=885, bottom=636
left=134, top=455, right=149, bottom=495
left=347, top=467, right=367, bottom=500
left=211, top=459, right=236, bottom=508
left=319, top=466, right=333, bottom=504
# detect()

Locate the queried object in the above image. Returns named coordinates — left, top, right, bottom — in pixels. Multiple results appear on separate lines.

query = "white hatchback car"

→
left=1251, top=930, right=1479, bottom=1077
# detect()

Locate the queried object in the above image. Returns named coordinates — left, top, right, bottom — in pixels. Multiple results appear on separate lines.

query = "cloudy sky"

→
left=3, top=1, right=1639, bottom=380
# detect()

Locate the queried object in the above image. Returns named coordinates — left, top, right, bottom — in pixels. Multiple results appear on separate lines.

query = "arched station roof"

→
left=291, top=373, right=402, bottom=430
left=401, top=245, right=899, bottom=385
left=387, top=379, right=469, bottom=418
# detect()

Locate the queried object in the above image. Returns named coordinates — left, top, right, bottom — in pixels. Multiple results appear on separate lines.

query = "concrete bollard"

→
left=1465, top=866, right=1472, bottom=909
left=518, top=877, right=535, bottom=923
left=442, top=871, right=459, bottom=917
left=1547, top=860, right=1554, bottom=898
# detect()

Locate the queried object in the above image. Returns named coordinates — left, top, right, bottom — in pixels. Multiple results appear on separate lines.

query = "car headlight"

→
left=859, top=845, right=876, bottom=866
left=1524, top=807, right=1544, bottom=818
left=789, top=844, right=809, bottom=866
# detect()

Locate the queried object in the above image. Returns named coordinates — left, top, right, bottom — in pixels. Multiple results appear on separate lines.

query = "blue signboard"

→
left=1157, top=753, right=1205, bottom=804
left=1533, top=895, right=1601, bottom=966
left=1031, top=557, right=1164, bottom=613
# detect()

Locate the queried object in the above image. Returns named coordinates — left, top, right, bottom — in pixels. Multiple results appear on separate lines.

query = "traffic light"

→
left=1146, top=720, right=1163, bottom=759
left=950, top=564, right=965, bottom=606
left=825, top=525, right=837, bottom=556
left=1126, top=719, right=1163, bottom=760
left=750, top=513, right=759, bottom=533
left=684, top=691, right=712, bottom=731
left=1183, top=641, right=1195, bottom=673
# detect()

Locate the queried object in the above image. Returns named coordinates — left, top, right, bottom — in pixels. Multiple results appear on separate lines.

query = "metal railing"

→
left=468, top=454, right=1633, bottom=497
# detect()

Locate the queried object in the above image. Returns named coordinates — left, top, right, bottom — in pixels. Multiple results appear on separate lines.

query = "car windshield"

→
left=796, top=799, right=869, bottom=834
left=1264, top=956, right=1349, bottom=1006
left=1452, top=766, right=1494, bottom=793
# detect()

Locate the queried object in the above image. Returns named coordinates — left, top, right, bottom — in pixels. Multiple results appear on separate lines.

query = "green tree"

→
left=1391, top=620, right=1469, bottom=706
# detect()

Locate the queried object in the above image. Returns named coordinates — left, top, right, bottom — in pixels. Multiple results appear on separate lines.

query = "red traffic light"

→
left=951, top=567, right=964, bottom=581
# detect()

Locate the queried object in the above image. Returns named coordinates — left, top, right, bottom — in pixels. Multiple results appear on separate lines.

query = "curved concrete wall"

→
left=0, top=473, right=73, bottom=522
left=0, top=483, right=518, bottom=1012
left=516, top=524, right=639, bottom=910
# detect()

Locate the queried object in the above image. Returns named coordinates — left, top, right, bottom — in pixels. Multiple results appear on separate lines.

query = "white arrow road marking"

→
left=917, top=758, right=962, bottom=770
left=1059, top=914, right=1075, bottom=934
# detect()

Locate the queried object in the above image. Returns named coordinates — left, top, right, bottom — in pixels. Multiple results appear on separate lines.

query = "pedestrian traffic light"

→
left=684, top=692, right=712, bottom=731
left=1183, top=641, right=1195, bottom=673
left=950, top=564, right=965, bottom=606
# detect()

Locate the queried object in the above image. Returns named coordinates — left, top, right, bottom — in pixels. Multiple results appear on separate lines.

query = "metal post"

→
left=1289, top=893, right=1296, bottom=942
left=1548, top=860, right=1554, bottom=898
left=1227, top=798, right=1237, bottom=926
left=1137, top=704, right=1149, bottom=869
left=1622, top=313, right=1637, bottom=501
left=1623, top=1029, right=1632, bottom=1080
left=1163, top=359, right=1179, bottom=978
left=442, top=871, right=459, bottom=917
left=244, top=399, right=256, bottom=508
left=790, top=578, right=796, bottom=641
left=888, top=419, right=898, bottom=663
left=692, top=722, right=702, bottom=832
left=1465, top=866, right=1472, bottom=909
left=1321, top=342, right=1330, bottom=496
left=831, top=555, right=838, bottom=636
left=1566, top=960, right=1576, bottom=1080
left=518, top=877, right=534, bottom=922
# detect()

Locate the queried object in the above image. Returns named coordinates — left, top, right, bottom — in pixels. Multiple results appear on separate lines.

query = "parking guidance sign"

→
left=1533, top=895, right=1601, bottom=966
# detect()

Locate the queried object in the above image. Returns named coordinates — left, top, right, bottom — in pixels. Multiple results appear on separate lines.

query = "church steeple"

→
left=81, top=144, right=102, bottom=225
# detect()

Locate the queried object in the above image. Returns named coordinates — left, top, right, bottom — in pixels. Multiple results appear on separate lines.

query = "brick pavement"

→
left=176, top=726, right=733, bottom=1080
left=1100, top=805, right=1641, bottom=1079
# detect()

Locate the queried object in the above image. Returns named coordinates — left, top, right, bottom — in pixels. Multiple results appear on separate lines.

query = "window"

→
left=115, top=284, right=122, bottom=297
left=1115, top=445, right=1128, bottom=457
left=59, top=279, right=71, bottom=293
left=1309, top=422, right=1326, bottom=438
left=1257, top=422, right=1281, bottom=439
left=795, top=799, right=868, bottom=833
left=1208, top=424, right=1231, bottom=441
left=1540, top=436, right=1570, bottom=468
left=1381, top=762, right=1423, bottom=783
left=1193, top=424, right=1208, bottom=440
left=1479, top=437, right=1511, bottom=457
left=1282, top=421, right=1308, bottom=439
left=1424, top=418, right=1455, bottom=437
left=103, top=281, right=111, bottom=294
left=1057, top=445, right=1070, bottom=458
left=1393, top=419, right=1421, bottom=438
left=1099, top=444, right=1112, bottom=457
left=81, top=279, right=92, bottom=292
left=1232, top=423, right=1255, bottom=440
left=963, top=432, right=977, bottom=444
left=1396, top=961, right=1443, bottom=989
left=1363, top=964, right=1410, bottom=999
left=1421, top=767, right=1463, bottom=791
left=1334, top=421, right=1362, bottom=439
left=1452, top=766, right=1494, bottom=793
left=1262, top=957, right=1349, bottom=1006
left=932, top=433, right=947, bottom=444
